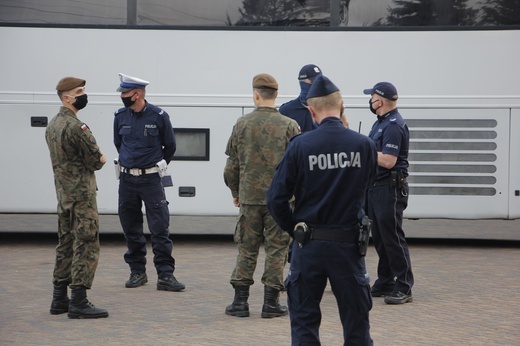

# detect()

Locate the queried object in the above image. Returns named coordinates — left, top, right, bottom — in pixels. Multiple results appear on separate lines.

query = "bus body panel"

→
left=1, top=27, right=519, bottom=224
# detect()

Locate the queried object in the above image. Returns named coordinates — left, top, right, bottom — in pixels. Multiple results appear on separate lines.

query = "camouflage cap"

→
left=56, top=77, right=86, bottom=92
left=252, top=73, right=278, bottom=90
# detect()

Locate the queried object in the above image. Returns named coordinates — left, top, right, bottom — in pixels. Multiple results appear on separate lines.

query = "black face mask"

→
left=71, top=94, right=88, bottom=110
left=121, top=92, right=137, bottom=108
left=369, top=99, right=380, bottom=115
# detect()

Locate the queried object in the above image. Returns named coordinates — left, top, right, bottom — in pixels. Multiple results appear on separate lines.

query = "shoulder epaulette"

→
left=114, top=107, right=126, bottom=116
left=148, top=103, right=165, bottom=116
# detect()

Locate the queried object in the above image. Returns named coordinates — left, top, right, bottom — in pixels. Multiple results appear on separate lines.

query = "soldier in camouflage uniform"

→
left=224, top=73, right=300, bottom=318
left=45, top=77, right=108, bottom=319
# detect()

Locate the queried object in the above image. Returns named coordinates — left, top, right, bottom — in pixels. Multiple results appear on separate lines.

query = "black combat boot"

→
left=68, top=286, right=109, bottom=319
left=50, top=282, right=69, bottom=315
left=225, top=285, right=250, bottom=317
left=261, top=286, right=288, bottom=318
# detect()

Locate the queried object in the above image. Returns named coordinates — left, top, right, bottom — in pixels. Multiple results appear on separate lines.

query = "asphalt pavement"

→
left=0, top=214, right=519, bottom=345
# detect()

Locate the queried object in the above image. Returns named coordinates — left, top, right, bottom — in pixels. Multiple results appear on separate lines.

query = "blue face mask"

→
left=298, top=81, right=312, bottom=106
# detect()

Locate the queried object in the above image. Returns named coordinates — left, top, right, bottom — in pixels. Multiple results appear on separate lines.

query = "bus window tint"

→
left=0, top=0, right=518, bottom=28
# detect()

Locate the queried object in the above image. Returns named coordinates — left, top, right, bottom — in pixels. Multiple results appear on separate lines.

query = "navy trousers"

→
left=368, top=183, right=414, bottom=294
left=118, top=172, right=175, bottom=277
left=285, top=239, right=373, bottom=345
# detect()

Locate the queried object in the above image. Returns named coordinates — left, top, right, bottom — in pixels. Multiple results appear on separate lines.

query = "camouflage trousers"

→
left=53, top=197, right=100, bottom=289
left=230, top=204, right=290, bottom=290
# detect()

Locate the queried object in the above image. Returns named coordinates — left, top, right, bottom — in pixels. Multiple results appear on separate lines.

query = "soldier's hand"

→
left=233, top=197, right=240, bottom=208
left=99, top=153, right=107, bottom=164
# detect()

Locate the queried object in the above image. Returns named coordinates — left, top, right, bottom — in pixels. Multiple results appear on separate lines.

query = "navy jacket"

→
left=368, top=108, right=409, bottom=180
left=114, top=101, right=176, bottom=169
left=279, top=98, right=316, bottom=132
left=267, top=117, right=377, bottom=232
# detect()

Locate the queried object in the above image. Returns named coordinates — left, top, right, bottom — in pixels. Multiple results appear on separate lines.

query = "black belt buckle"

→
left=293, top=222, right=309, bottom=248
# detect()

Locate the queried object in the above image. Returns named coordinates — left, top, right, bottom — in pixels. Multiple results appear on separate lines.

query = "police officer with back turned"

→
left=364, top=81, right=414, bottom=304
left=267, top=75, right=377, bottom=345
left=114, top=73, right=185, bottom=292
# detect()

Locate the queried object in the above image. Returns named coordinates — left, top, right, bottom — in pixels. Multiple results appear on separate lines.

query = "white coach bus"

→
left=1, top=1, right=519, bottom=224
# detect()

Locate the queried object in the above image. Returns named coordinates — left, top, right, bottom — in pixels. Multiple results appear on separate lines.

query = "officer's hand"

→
left=233, top=197, right=240, bottom=208
left=340, top=113, right=349, bottom=128
left=99, top=153, right=107, bottom=164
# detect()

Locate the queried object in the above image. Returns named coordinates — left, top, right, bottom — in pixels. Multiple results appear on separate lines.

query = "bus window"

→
left=172, top=128, right=210, bottom=161
left=1, top=0, right=518, bottom=28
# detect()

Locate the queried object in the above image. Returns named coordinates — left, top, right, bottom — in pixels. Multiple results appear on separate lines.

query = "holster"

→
left=357, top=216, right=371, bottom=256
left=114, top=159, right=121, bottom=180
left=293, top=222, right=310, bottom=248
left=390, top=171, right=405, bottom=188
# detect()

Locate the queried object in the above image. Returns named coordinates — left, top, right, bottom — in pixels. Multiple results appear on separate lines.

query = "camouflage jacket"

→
left=45, top=107, right=105, bottom=202
left=224, top=106, right=300, bottom=204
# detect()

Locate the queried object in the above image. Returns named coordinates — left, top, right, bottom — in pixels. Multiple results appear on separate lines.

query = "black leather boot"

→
left=50, top=282, right=69, bottom=315
left=225, top=285, right=250, bottom=317
left=261, top=286, right=288, bottom=318
left=68, top=286, right=109, bottom=319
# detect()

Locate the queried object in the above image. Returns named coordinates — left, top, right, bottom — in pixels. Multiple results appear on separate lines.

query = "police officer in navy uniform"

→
left=114, top=73, right=185, bottom=292
left=267, top=75, right=377, bottom=345
left=279, top=64, right=322, bottom=132
left=364, top=82, right=414, bottom=304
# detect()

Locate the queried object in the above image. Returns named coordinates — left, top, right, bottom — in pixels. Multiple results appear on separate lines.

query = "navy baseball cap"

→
left=363, top=82, right=398, bottom=100
left=306, top=75, right=339, bottom=100
left=298, top=64, right=322, bottom=81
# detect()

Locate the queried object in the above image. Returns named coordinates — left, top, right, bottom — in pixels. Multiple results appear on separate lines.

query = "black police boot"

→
left=225, top=285, right=250, bottom=317
left=157, top=275, right=185, bottom=292
left=261, top=286, right=288, bottom=318
left=50, top=282, right=69, bottom=315
left=68, top=286, right=109, bottom=319
left=125, top=272, right=148, bottom=288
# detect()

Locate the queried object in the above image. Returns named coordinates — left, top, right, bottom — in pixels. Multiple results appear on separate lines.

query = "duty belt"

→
left=373, top=177, right=407, bottom=187
left=309, top=226, right=358, bottom=243
left=120, top=166, right=159, bottom=176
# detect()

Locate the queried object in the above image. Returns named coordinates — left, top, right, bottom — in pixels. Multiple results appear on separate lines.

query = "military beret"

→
left=252, top=73, right=278, bottom=91
left=56, top=77, right=86, bottom=92
left=306, top=75, right=339, bottom=100
left=117, top=73, right=150, bottom=92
